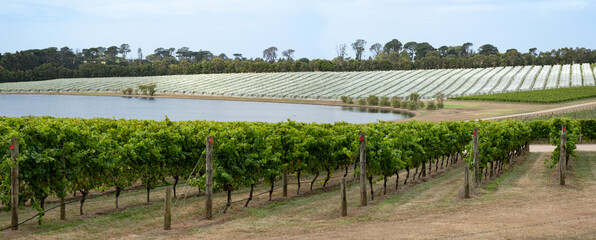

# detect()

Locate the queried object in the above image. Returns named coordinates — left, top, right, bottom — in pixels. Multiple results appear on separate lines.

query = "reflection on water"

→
left=1, top=94, right=411, bottom=124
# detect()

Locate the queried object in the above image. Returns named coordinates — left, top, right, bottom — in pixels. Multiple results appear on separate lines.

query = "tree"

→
left=138, top=48, right=143, bottom=60
left=176, top=47, right=190, bottom=61
left=189, top=50, right=213, bottom=62
left=233, top=53, right=245, bottom=60
left=59, top=47, right=76, bottom=66
left=119, top=44, right=131, bottom=59
left=462, top=42, right=473, bottom=57
left=335, top=44, right=347, bottom=60
left=478, top=44, right=499, bottom=55
left=437, top=46, right=448, bottom=57
left=281, top=49, right=295, bottom=61
left=505, top=49, right=522, bottom=65
left=106, top=46, right=119, bottom=62
left=529, top=48, right=538, bottom=56
left=369, top=43, right=382, bottom=58
left=263, top=46, right=278, bottom=63
left=383, top=39, right=402, bottom=54
left=403, top=41, right=417, bottom=60
left=351, top=39, right=367, bottom=60
left=414, top=42, right=435, bottom=60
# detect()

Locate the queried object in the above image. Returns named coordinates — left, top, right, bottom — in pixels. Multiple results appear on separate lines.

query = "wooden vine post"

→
left=60, top=146, right=66, bottom=220
left=205, top=136, right=214, bottom=220
left=164, top=187, right=172, bottom=230
left=340, top=177, right=347, bottom=217
left=560, top=124, right=566, bottom=186
left=282, top=171, right=288, bottom=197
left=473, top=127, right=480, bottom=187
left=464, top=161, right=470, bottom=198
left=10, top=138, right=19, bottom=230
left=359, top=132, right=367, bottom=206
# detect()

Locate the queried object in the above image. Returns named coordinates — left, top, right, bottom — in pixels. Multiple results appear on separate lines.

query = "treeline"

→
left=1, top=40, right=596, bottom=83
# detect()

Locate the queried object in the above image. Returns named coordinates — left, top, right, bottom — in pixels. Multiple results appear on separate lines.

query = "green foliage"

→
left=367, top=95, right=379, bottom=106
left=435, top=92, right=445, bottom=109
left=523, top=110, right=596, bottom=121
left=453, top=86, right=596, bottom=103
left=138, top=83, right=157, bottom=96
left=417, top=101, right=425, bottom=109
left=390, top=96, right=401, bottom=108
left=340, top=96, right=349, bottom=104
left=426, top=101, right=436, bottom=110
left=0, top=116, right=588, bottom=221
left=340, top=96, right=353, bottom=104
left=407, top=101, right=417, bottom=110
left=409, top=92, right=420, bottom=102
left=546, top=118, right=579, bottom=168
left=464, top=120, right=533, bottom=178
left=400, top=100, right=408, bottom=109
left=2, top=45, right=596, bottom=83
left=379, top=96, right=390, bottom=106
left=358, top=98, right=367, bottom=105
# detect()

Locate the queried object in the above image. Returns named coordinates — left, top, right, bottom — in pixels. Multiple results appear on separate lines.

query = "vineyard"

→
left=1, top=116, right=595, bottom=231
left=453, top=86, right=596, bottom=103
left=0, top=63, right=594, bottom=100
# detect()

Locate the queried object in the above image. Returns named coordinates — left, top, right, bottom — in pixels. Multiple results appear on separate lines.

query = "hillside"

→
left=1, top=63, right=594, bottom=100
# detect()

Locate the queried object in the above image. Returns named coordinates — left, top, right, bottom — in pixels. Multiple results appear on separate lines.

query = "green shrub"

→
left=407, top=101, right=417, bottom=110
left=437, top=101, right=444, bottom=109
left=379, top=96, right=390, bottom=106
left=367, top=95, right=379, bottom=105
left=417, top=100, right=425, bottom=109
left=138, top=83, right=157, bottom=96
left=390, top=96, right=401, bottom=108
left=409, top=92, right=420, bottom=102
left=435, top=92, right=445, bottom=108
left=358, top=98, right=367, bottom=105
left=340, top=96, right=350, bottom=103
left=426, top=101, right=436, bottom=110
left=400, top=100, right=409, bottom=109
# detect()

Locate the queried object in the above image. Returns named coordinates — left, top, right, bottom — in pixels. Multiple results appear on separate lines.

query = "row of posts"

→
left=463, top=124, right=568, bottom=198
left=7, top=125, right=569, bottom=230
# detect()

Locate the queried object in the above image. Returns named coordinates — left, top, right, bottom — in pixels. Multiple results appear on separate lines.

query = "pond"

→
left=0, top=94, right=411, bottom=123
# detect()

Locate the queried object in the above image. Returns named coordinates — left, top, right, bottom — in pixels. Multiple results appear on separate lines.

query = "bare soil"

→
left=413, top=99, right=596, bottom=122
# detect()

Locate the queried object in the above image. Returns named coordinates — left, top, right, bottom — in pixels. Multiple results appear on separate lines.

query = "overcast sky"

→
left=1, top=0, right=594, bottom=59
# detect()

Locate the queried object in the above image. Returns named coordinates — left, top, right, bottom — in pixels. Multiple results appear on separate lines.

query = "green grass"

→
left=452, top=86, right=596, bottom=103
left=523, top=109, right=596, bottom=120
left=573, top=152, right=596, bottom=185
left=481, top=153, right=539, bottom=192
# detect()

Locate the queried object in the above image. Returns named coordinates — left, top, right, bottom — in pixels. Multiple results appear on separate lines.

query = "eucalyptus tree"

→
left=352, top=39, right=367, bottom=60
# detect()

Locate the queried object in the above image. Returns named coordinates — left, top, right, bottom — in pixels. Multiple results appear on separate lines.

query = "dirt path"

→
left=410, top=98, right=596, bottom=122
left=481, top=101, right=596, bottom=121
left=531, top=144, right=596, bottom=152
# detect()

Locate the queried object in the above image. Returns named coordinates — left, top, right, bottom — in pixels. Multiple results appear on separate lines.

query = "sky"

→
left=0, top=0, right=595, bottom=60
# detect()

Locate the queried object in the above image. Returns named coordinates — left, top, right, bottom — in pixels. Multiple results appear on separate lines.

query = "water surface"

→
left=0, top=94, right=410, bottom=123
